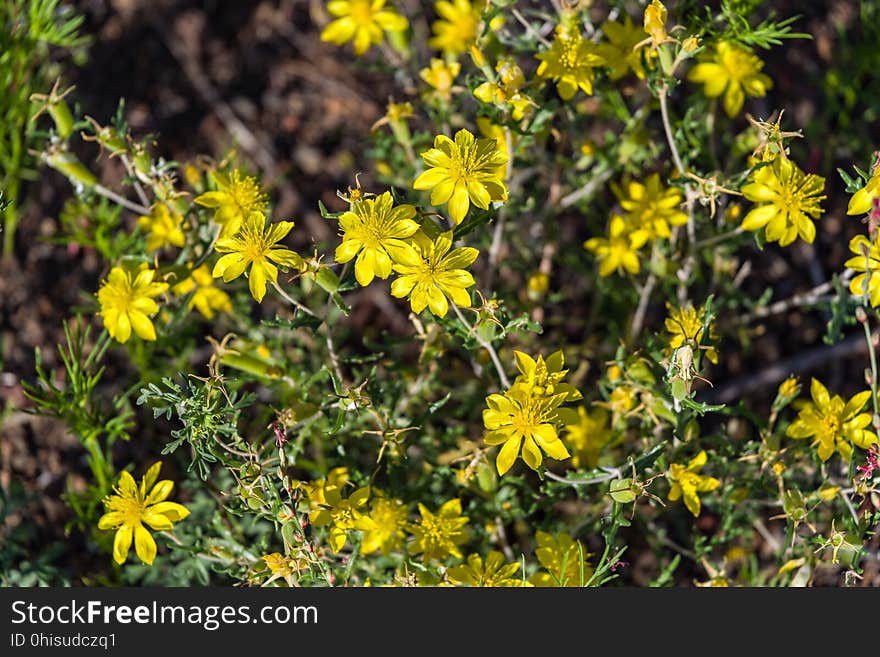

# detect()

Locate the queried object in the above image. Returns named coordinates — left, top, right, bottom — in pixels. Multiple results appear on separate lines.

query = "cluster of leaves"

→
left=15, top=0, right=880, bottom=587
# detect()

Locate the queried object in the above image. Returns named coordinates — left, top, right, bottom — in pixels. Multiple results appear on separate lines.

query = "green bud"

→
left=46, top=151, right=98, bottom=187
left=47, top=99, right=75, bottom=139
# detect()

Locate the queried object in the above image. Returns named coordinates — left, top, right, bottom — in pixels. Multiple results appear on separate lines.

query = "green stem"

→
left=861, top=314, right=879, bottom=420
left=452, top=302, right=511, bottom=389
left=84, top=432, right=110, bottom=494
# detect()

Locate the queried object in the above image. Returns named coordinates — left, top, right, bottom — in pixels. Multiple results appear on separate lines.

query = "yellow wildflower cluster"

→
left=333, top=189, right=480, bottom=317
left=529, top=531, right=594, bottom=586
left=301, top=470, right=470, bottom=562
left=473, top=58, right=532, bottom=121
left=483, top=351, right=581, bottom=475
left=195, top=168, right=268, bottom=238
left=585, top=174, right=686, bottom=276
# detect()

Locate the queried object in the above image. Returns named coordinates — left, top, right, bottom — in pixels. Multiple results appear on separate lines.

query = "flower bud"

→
left=644, top=0, right=668, bottom=47
left=681, top=36, right=699, bottom=54
left=46, top=151, right=98, bottom=187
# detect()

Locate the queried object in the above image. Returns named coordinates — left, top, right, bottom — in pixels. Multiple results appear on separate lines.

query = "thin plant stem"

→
left=452, top=302, right=511, bottom=389
left=93, top=184, right=151, bottom=216
left=273, top=281, right=317, bottom=317
left=861, top=314, right=879, bottom=419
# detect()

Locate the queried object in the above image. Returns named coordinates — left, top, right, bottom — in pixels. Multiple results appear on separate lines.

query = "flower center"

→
left=821, top=414, right=841, bottom=438
left=449, top=146, right=478, bottom=182
left=510, top=400, right=542, bottom=436
left=721, top=49, right=754, bottom=83
left=108, top=493, right=144, bottom=526
left=560, top=38, right=581, bottom=69
left=418, top=515, right=450, bottom=550
left=240, top=227, right=269, bottom=262
left=349, top=0, right=375, bottom=26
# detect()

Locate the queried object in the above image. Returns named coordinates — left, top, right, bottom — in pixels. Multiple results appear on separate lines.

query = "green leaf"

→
left=452, top=206, right=494, bottom=240
left=262, top=313, right=323, bottom=333
left=632, top=443, right=666, bottom=474
left=837, top=167, right=865, bottom=193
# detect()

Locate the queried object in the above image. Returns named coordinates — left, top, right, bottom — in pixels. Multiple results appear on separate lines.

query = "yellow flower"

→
left=528, top=531, right=594, bottom=587
left=302, top=467, right=350, bottom=509
left=194, top=169, right=268, bottom=238
left=509, top=350, right=582, bottom=405
left=608, top=386, right=636, bottom=416
left=584, top=214, right=648, bottom=277
left=428, top=0, right=480, bottom=56
left=643, top=0, right=668, bottom=49
left=309, top=483, right=376, bottom=553
left=473, top=58, right=531, bottom=120
left=695, top=576, right=730, bottom=587
left=334, top=191, right=419, bottom=287
left=527, top=271, right=549, bottom=296
left=413, top=128, right=508, bottom=225
left=320, top=0, right=408, bottom=56
left=619, top=174, right=687, bottom=241
left=778, top=376, right=799, bottom=399
left=447, top=551, right=524, bottom=587
left=667, top=450, right=720, bottom=517
left=597, top=15, right=652, bottom=79
left=688, top=41, right=772, bottom=117
left=212, top=212, right=303, bottom=303
left=97, top=265, right=168, bottom=344
left=420, top=58, right=460, bottom=99
left=536, top=25, right=606, bottom=100
left=845, top=235, right=880, bottom=306
left=564, top=406, right=613, bottom=470
left=390, top=230, right=478, bottom=317
left=137, top=203, right=185, bottom=252
left=361, top=495, right=408, bottom=555
left=407, top=498, right=470, bottom=561
left=483, top=386, right=571, bottom=476
left=481, top=349, right=582, bottom=462
left=785, top=378, right=878, bottom=463
left=476, top=117, right=511, bottom=180
left=262, top=552, right=307, bottom=579
left=665, top=303, right=718, bottom=364
left=172, top=264, right=233, bottom=319
left=847, top=166, right=880, bottom=216
left=98, top=462, right=190, bottom=565
left=739, top=157, right=826, bottom=246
